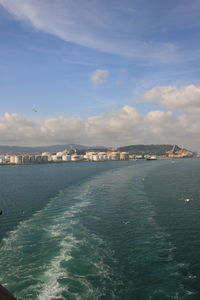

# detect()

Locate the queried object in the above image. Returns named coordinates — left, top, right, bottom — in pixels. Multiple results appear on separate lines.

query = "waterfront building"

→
left=98, top=152, right=108, bottom=161
left=135, top=155, right=143, bottom=159
left=129, top=155, right=136, bottom=160
left=34, top=155, right=42, bottom=163
left=42, top=152, right=52, bottom=161
left=111, top=152, right=120, bottom=160
left=56, top=152, right=64, bottom=157
left=55, top=155, right=62, bottom=162
left=106, top=153, right=112, bottom=160
left=97, top=155, right=104, bottom=161
left=41, top=155, right=48, bottom=163
left=84, top=151, right=109, bottom=161
left=120, top=152, right=129, bottom=160
left=29, top=155, right=36, bottom=163
left=15, top=155, right=23, bottom=164
left=62, top=154, right=71, bottom=161
left=4, top=155, right=10, bottom=163
left=92, top=155, right=100, bottom=161
left=0, top=155, right=5, bottom=164
left=71, top=154, right=83, bottom=161
left=85, top=152, right=97, bottom=161
left=51, top=155, right=56, bottom=161
left=10, top=155, right=16, bottom=164
left=22, top=155, right=30, bottom=164
left=51, top=154, right=61, bottom=162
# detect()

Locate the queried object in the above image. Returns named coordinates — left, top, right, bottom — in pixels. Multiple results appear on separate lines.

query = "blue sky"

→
left=0, top=0, right=200, bottom=149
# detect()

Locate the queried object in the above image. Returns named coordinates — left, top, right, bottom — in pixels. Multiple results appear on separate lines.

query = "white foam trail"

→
left=0, top=177, right=95, bottom=297
left=37, top=239, right=73, bottom=300
left=35, top=169, right=129, bottom=300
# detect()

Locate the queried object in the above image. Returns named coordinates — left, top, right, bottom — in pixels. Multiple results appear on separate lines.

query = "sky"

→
left=0, top=0, right=200, bottom=150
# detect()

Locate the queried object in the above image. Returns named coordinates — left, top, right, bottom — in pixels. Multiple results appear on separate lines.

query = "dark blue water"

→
left=0, top=159, right=200, bottom=299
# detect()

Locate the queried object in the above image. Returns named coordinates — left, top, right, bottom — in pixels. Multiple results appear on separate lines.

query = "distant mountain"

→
left=117, top=144, right=186, bottom=156
left=0, top=144, right=106, bottom=154
left=0, top=143, right=192, bottom=156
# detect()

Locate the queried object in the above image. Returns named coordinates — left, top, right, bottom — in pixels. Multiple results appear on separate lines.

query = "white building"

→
left=85, top=152, right=96, bottom=161
left=15, top=155, right=23, bottom=164
left=62, top=155, right=71, bottom=161
left=10, top=155, right=16, bottom=164
left=4, top=155, right=10, bottom=163
left=42, top=152, right=52, bottom=161
left=0, top=155, right=5, bottom=164
left=111, top=152, right=120, bottom=160
left=71, top=154, right=83, bottom=162
left=120, top=152, right=129, bottom=160
left=92, top=155, right=100, bottom=161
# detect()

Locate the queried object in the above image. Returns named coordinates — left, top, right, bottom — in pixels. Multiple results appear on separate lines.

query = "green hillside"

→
left=117, top=144, right=182, bottom=156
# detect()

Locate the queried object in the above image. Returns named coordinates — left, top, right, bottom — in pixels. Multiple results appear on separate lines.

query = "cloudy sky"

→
left=0, top=0, right=200, bottom=150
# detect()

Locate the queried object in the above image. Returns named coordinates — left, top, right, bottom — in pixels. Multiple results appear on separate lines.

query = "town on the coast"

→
left=0, top=144, right=197, bottom=165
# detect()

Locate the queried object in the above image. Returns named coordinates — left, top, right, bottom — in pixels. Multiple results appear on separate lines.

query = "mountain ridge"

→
left=0, top=144, right=105, bottom=154
left=0, top=143, right=192, bottom=155
left=117, top=144, right=189, bottom=156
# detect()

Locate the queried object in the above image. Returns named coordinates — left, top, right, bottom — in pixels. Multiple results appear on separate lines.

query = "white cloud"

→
left=0, top=105, right=200, bottom=150
left=90, top=69, right=109, bottom=87
left=0, top=113, right=39, bottom=143
left=0, top=0, right=191, bottom=63
left=143, top=84, right=200, bottom=115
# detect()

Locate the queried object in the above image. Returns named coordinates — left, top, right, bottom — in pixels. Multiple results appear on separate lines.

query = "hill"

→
left=117, top=144, right=184, bottom=156
left=0, top=143, right=192, bottom=156
left=0, top=144, right=106, bottom=154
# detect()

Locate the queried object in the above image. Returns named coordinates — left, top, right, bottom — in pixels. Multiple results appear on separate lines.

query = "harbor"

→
left=0, top=144, right=196, bottom=165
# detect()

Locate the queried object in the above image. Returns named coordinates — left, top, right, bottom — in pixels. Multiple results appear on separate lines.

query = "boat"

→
left=146, top=156, right=157, bottom=160
left=185, top=198, right=192, bottom=202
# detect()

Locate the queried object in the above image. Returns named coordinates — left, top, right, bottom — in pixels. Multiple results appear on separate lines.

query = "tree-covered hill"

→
left=117, top=144, right=183, bottom=156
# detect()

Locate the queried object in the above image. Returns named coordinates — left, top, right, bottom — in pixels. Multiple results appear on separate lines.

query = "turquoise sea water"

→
left=0, top=159, right=200, bottom=299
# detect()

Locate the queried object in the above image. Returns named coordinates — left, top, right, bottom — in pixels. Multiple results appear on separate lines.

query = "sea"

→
left=0, top=158, right=200, bottom=300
